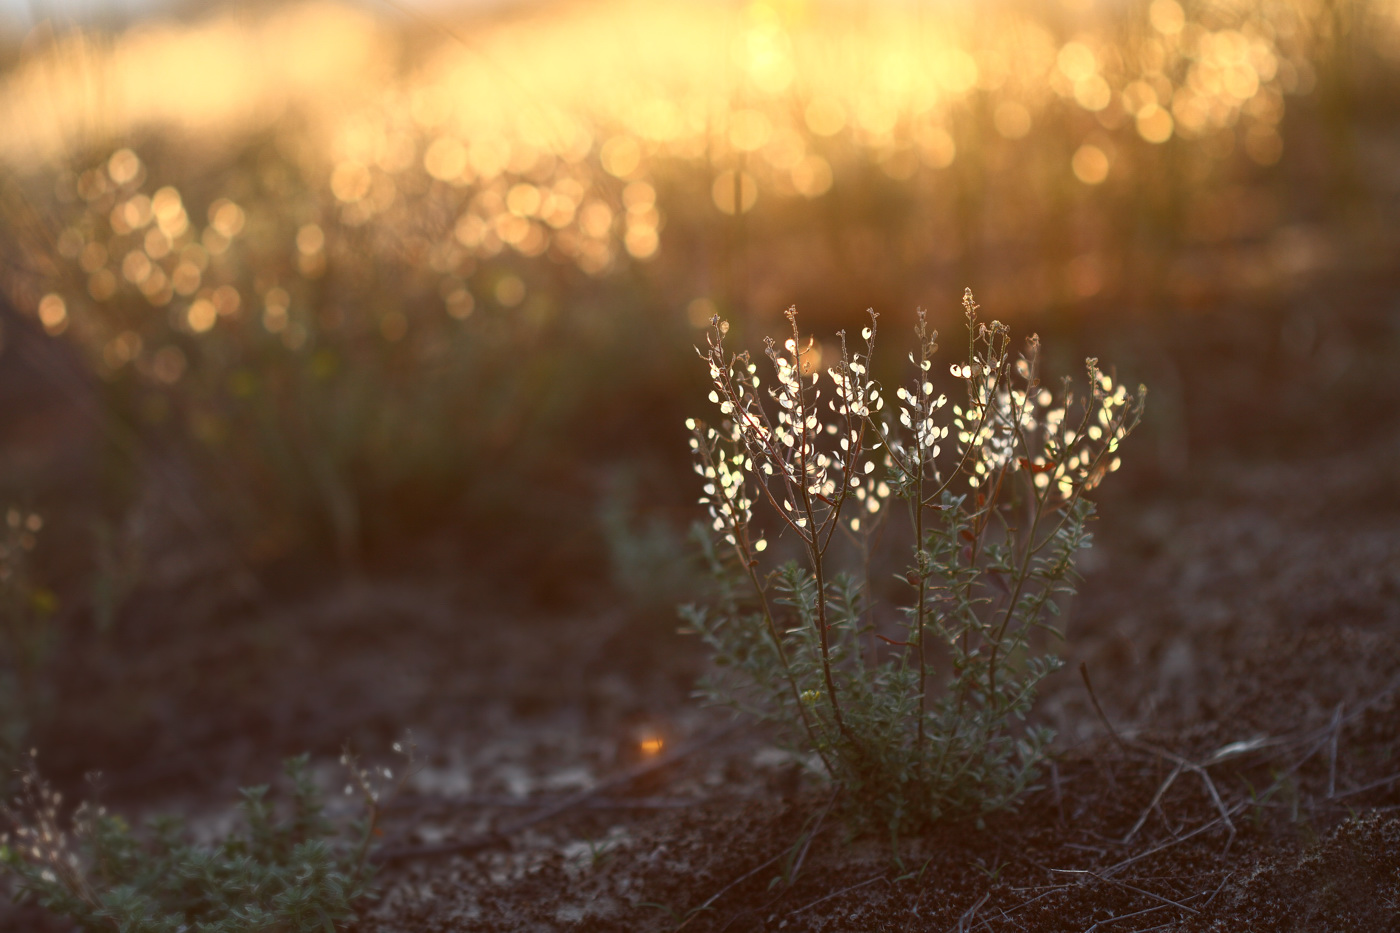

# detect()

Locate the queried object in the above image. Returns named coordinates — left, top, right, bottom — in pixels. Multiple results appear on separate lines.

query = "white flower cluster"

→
left=0, top=755, right=88, bottom=897
left=1035, top=361, right=1137, bottom=497
left=690, top=308, right=903, bottom=558
left=877, top=291, right=1143, bottom=505
left=688, top=416, right=763, bottom=552
left=688, top=294, right=1144, bottom=564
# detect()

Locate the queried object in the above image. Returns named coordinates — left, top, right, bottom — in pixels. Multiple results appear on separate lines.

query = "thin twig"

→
left=1095, top=875, right=1230, bottom=933
left=1099, top=801, right=1247, bottom=878
left=786, top=791, right=838, bottom=886
left=1079, top=663, right=1128, bottom=753
left=1200, top=871, right=1233, bottom=910
left=1123, top=761, right=1183, bottom=844
left=710, top=792, right=844, bottom=932
left=1092, top=872, right=1199, bottom=914
left=787, top=873, right=887, bottom=918
left=678, top=847, right=791, bottom=932
left=1042, top=867, right=1213, bottom=932
left=978, top=886, right=1064, bottom=929
left=1082, top=900, right=1174, bottom=931
left=1330, top=770, right=1400, bottom=800
left=1081, top=663, right=1236, bottom=843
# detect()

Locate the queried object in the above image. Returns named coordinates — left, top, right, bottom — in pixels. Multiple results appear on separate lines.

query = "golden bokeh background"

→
left=6, top=1, right=1399, bottom=321
left=0, top=0, right=1397, bottom=561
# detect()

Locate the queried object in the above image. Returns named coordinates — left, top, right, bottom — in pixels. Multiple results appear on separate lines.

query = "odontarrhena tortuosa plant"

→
left=681, top=290, right=1145, bottom=833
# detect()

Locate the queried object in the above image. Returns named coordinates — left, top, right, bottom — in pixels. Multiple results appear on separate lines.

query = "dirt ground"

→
left=8, top=272, right=1400, bottom=931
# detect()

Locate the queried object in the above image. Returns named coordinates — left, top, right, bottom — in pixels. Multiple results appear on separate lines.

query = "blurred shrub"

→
left=598, top=471, right=703, bottom=612
left=20, top=138, right=691, bottom=573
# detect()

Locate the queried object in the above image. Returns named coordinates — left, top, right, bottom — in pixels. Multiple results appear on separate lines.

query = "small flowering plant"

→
left=0, top=743, right=413, bottom=933
left=682, top=290, right=1145, bottom=831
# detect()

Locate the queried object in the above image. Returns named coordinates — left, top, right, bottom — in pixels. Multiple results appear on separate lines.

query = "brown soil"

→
left=352, top=440, right=1400, bottom=933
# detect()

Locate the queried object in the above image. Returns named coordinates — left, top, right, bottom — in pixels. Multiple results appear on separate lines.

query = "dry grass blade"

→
left=1330, top=770, right=1400, bottom=800
left=1099, top=801, right=1248, bottom=878
left=785, top=790, right=839, bottom=886
left=1081, top=663, right=1236, bottom=845
left=1047, top=868, right=1201, bottom=915
left=1092, top=872, right=1200, bottom=915
left=676, top=847, right=791, bottom=932
left=1123, top=761, right=1183, bottom=844
left=953, top=890, right=992, bottom=932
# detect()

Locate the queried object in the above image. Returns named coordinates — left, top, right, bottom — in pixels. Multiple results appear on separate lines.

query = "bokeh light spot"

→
left=1072, top=144, right=1110, bottom=184
left=424, top=137, right=469, bottom=182
left=445, top=287, right=475, bottom=319
left=600, top=136, right=641, bottom=178
left=37, top=294, right=67, bottom=335
left=804, top=96, right=847, bottom=136
left=994, top=101, right=1032, bottom=139
left=1057, top=43, right=1098, bottom=83
left=495, top=275, right=526, bottom=307
left=297, top=224, right=325, bottom=255
left=1135, top=104, right=1175, bottom=143
left=330, top=162, right=372, bottom=202
left=728, top=109, right=772, bottom=152
left=187, top=299, right=218, bottom=333
left=687, top=297, right=717, bottom=328
left=789, top=157, right=831, bottom=198
left=107, top=148, right=142, bottom=185
left=1149, top=0, right=1186, bottom=35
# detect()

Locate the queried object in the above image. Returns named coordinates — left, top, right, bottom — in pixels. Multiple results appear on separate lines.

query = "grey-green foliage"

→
left=1, top=755, right=377, bottom=933
left=682, top=291, right=1145, bottom=833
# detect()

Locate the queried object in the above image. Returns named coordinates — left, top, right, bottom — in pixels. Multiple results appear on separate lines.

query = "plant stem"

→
left=740, top=534, right=834, bottom=774
left=351, top=800, right=380, bottom=882
left=915, top=474, right=928, bottom=756
left=786, top=314, right=849, bottom=742
left=912, top=334, right=930, bottom=757
left=986, top=482, right=1049, bottom=698
left=807, top=544, right=848, bottom=737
